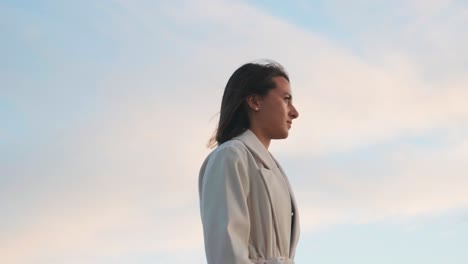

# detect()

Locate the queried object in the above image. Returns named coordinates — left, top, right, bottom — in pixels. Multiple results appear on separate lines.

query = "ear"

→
left=246, top=94, right=261, bottom=112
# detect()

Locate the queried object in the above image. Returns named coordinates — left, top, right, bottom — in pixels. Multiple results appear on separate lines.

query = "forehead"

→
left=271, top=76, right=291, bottom=94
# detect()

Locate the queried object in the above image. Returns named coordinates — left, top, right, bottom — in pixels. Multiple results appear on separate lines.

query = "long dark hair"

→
left=208, top=60, right=289, bottom=148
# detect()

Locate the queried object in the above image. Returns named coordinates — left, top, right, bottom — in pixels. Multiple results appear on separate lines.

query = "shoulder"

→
left=206, top=139, right=249, bottom=163
left=198, top=138, right=252, bottom=189
left=215, top=139, right=248, bottom=154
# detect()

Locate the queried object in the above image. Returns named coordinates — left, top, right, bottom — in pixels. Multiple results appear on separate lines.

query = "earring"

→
left=255, top=107, right=259, bottom=111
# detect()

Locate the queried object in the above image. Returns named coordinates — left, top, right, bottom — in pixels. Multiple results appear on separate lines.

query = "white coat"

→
left=199, top=129, right=300, bottom=264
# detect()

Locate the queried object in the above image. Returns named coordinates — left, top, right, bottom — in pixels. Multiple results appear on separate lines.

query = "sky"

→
left=1, top=0, right=468, bottom=263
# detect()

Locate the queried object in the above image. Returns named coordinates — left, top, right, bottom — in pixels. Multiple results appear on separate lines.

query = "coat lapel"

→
left=234, top=129, right=284, bottom=252
left=235, top=129, right=299, bottom=257
left=271, top=157, right=300, bottom=258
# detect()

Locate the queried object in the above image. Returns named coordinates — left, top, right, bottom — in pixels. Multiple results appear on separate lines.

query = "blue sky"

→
left=2, top=0, right=468, bottom=263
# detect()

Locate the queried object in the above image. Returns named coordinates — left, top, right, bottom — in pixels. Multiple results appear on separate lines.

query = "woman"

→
left=198, top=61, right=300, bottom=264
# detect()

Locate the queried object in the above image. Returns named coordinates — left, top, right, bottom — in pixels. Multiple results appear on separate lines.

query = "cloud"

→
left=2, top=0, right=467, bottom=263
left=286, top=129, right=468, bottom=232
left=0, top=82, right=208, bottom=262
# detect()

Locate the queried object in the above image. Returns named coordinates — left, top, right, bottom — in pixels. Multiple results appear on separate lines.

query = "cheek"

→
left=263, top=100, right=287, bottom=124
left=274, top=102, right=287, bottom=113
left=281, top=104, right=289, bottom=116
left=274, top=105, right=288, bottom=122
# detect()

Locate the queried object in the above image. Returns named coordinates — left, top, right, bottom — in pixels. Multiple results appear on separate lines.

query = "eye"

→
left=284, top=96, right=291, bottom=103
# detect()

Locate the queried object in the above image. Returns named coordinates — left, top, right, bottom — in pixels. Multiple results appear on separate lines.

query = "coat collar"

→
left=234, top=129, right=276, bottom=170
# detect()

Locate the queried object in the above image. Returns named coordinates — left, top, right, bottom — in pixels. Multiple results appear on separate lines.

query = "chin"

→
left=272, top=130, right=289, bottom=140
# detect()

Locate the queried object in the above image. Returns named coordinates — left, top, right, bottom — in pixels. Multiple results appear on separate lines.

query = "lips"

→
left=287, top=121, right=292, bottom=127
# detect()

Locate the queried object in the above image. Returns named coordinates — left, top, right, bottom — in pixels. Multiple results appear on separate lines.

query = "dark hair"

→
left=208, top=60, right=289, bottom=148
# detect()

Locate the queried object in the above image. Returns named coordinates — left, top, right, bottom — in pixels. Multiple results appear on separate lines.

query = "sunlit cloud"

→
left=1, top=0, right=467, bottom=263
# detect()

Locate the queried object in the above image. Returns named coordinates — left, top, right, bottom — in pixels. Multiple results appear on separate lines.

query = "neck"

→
left=248, top=127, right=271, bottom=149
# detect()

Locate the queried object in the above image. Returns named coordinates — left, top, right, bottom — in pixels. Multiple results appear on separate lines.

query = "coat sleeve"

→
left=199, top=146, right=253, bottom=264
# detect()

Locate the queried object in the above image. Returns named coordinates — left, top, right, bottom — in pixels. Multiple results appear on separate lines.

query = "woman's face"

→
left=252, top=76, right=299, bottom=140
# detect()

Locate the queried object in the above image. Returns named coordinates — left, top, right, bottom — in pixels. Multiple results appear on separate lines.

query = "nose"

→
left=290, top=104, right=299, bottom=119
